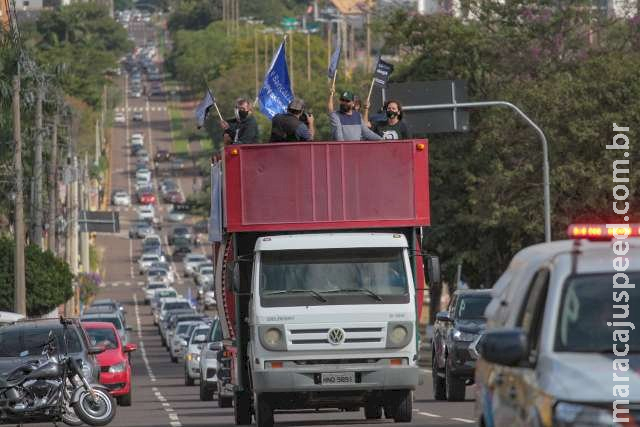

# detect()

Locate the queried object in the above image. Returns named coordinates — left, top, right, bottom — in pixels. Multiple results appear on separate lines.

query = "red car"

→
left=138, top=191, right=156, bottom=205
left=164, top=190, right=185, bottom=204
left=82, top=321, right=137, bottom=406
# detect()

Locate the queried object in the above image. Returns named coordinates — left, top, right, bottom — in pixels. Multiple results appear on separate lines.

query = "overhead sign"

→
left=78, top=211, right=120, bottom=233
left=370, top=80, right=469, bottom=135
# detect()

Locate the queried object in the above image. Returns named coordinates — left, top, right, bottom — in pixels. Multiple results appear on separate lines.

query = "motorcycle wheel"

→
left=72, top=389, right=116, bottom=426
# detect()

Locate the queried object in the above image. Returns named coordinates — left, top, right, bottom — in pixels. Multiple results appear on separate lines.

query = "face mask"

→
left=386, top=110, right=398, bottom=119
left=238, top=110, right=249, bottom=120
left=339, top=103, right=351, bottom=113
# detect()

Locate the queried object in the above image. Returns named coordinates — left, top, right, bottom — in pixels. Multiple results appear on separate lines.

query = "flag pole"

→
left=203, top=77, right=224, bottom=121
left=363, top=78, right=375, bottom=123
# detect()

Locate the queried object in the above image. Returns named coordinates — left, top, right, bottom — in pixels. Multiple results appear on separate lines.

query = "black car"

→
left=169, top=226, right=192, bottom=245
left=0, top=319, right=100, bottom=383
left=431, top=289, right=492, bottom=401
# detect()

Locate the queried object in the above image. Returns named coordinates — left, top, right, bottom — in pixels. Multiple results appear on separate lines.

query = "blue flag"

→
left=327, top=45, right=341, bottom=79
left=258, top=42, right=293, bottom=120
left=195, top=89, right=215, bottom=128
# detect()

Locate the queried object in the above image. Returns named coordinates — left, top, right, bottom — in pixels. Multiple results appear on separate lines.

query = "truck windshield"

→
left=259, top=248, right=409, bottom=307
left=555, top=272, right=639, bottom=353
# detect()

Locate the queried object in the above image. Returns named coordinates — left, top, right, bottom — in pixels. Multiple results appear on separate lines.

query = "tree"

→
left=0, top=237, right=73, bottom=317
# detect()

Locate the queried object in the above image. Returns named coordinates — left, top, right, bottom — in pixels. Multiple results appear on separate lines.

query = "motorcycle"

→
left=0, top=317, right=117, bottom=426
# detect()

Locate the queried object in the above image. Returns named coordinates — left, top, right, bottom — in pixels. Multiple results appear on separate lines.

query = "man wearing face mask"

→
left=329, top=91, right=382, bottom=142
left=372, top=100, right=411, bottom=140
left=220, top=98, right=259, bottom=144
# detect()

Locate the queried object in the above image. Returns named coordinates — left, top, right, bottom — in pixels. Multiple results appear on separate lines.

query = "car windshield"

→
left=164, top=302, right=191, bottom=310
left=156, top=291, right=177, bottom=298
left=555, top=272, right=639, bottom=353
left=187, top=255, right=206, bottom=262
left=85, top=328, right=118, bottom=349
left=191, top=328, right=210, bottom=343
left=147, top=283, right=166, bottom=289
left=148, top=270, right=167, bottom=277
left=84, top=317, right=123, bottom=332
left=143, top=256, right=158, bottom=262
left=0, top=325, right=83, bottom=356
left=200, top=268, right=213, bottom=275
left=259, top=248, right=409, bottom=307
left=176, top=323, right=191, bottom=335
left=456, top=296, right=491, bottom=320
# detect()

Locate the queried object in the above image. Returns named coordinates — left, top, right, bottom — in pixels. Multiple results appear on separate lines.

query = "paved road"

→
left=36, top=19, right=478, bottom=427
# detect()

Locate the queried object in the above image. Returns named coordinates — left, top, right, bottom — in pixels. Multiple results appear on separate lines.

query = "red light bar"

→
left=567, top=224, right=640, bottom=240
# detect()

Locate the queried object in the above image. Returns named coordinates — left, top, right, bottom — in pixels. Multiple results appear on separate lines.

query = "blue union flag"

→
left=258, top=41, right=293, bottom=119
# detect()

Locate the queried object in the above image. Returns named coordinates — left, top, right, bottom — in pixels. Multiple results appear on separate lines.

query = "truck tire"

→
left=364, top=403, right=382, bottom=419
left=199, top=381, right=214, bottom=401
left=432, top=353, right=446, bottom=400
left=219, top=393, right=233, bottom=408
left=445, top=361, right=466, bottom=402
left=254, top=394, right=274, bottom=427
left=233, top=391, right=252, bottom=425
left=392, top=391, right=412, bottom=423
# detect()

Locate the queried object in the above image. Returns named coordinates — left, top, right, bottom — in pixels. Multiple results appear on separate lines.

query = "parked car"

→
left=184, top=324, right=211, bottom=386
left=132, top=111, right=144, bottom=122
left=82, top=321, right=137, bottom=406
left=431, top=289, right=492, bottom=401
left=111, top=190, right=131, bottom=206
left=0, top=318, right=100, bottom=384
left=80, top=312, right=132, bottom=347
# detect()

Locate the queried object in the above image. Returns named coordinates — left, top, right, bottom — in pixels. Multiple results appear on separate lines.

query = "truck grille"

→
left=287, top=324, right=386, bottom=350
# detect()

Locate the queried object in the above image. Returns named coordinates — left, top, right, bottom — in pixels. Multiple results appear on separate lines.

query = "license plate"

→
left=321, top=372, right=355, bottom=385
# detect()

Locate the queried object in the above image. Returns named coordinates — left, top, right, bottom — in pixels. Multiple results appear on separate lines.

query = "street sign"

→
left=281, top=16, right=298, bottom=30
left=78, top=211, right=120, bottom=233
left=370, top=80, right=469, bottom=135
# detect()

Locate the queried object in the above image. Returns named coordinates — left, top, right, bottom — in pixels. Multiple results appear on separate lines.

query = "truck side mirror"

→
left=231, top=263, right=241, bottom=293
left=426, top=256, right=441, bottom=286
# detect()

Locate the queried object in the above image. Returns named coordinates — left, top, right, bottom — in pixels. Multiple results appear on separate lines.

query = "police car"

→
left=475, top=224, right=639, bottom=426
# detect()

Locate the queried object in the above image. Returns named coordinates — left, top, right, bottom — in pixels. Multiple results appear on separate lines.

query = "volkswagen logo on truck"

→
left=327, top=328, right=346, bottom=345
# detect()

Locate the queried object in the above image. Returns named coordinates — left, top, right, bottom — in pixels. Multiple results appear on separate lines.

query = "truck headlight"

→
left=258, top=325, right=286, bottom=351
left=386, top=322, right=413, bottom=349
left=452, top=329, right=477, bottom=342
left=108, top=362, right=127, bottom=374
left=554, top=402, right=621, bottom=426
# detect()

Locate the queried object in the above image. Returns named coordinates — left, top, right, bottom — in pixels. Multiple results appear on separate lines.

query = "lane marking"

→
left=132, top=294, right=156, bottom=382
left=451, top=418, right=474, bottom=424
left=418, top=411, right=442, bottom=418
left=420, top=368, right=432, bottom=374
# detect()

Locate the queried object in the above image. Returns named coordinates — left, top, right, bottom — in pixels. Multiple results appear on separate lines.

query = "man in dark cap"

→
left=220, top=98, right=259, bottom=145
left=329, top=90, right=382, bottom=142
left=270, top=98, right=315, bottom=142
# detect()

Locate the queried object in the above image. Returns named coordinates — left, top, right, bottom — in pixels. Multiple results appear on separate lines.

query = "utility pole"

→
left=80, top=153, right=90, bottom=274
left=235, top=0, right=240, bottom=36
left=306, top=31, right=311, bottom=82
left=31, top=82, right=44, bottom=249
left=327, top=20, right=332, bottom=70
left=288, top=30, right=294, bottom=93
left=70, top=154, right=78, bottom=276
left=13, top=70, right=26, bottom=316
left=264, top=32, right=268, bottom=71
left=254, top=29, right=259, bottom=98
left=366, top=0, right=372, bottom=72
left=94, top=119, right=100, bottom=167
left=47, top=109, right=59, bottom=255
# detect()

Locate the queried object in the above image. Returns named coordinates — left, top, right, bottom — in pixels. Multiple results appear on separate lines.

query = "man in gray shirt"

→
left=329, top=91, right=382, bottom=141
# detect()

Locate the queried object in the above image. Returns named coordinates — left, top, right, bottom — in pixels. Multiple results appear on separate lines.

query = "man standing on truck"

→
left=329, top=91, right=382, bottom=141
left=220, top=98, right=259, bottom=144
left=270, top=98, right=315, bottom=142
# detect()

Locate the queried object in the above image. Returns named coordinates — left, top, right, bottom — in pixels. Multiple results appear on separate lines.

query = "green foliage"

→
left=168, top=0, right=222, bottom=32
left=378, top=1, right=640, bottom=285
left=78, top=273, right=100, bottom=306
left=0, top=237, right=73, bottom=317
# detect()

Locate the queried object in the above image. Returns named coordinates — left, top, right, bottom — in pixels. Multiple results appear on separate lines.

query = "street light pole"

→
left=403, top=100, right=552, bottom=242
left=13, top=69, right=26, bottom=316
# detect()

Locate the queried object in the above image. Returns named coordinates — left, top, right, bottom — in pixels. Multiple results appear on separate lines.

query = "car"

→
left=163, top=190, right=185, bottom=204
left=137, top=205, right=156, bottom=222
left=184, top=253, right=208, bottom=276
left=135, top=159, right=149, bottom=172
left=150, top=261, right=175, bottom=278
left=193, top=261, right=214, bottom=277
left=431, top=289, right=492, bottom=401
left=114, top=112, right=126, bottom=124
left=160, top=179, right=179, bottom=195
left=89, top=299, right=126, bottom=319
left=166, top=208, right=186, bottom=223
left=195, top=266, right=213, bottom=289
left=130, top=133, right=144, bottom=146
left=146, top=268, right=172, bottom=285
left=158, top=300, right=195, bottom=336
left=80, top=312, right=132, bottom=347
left=137, top=190, right=156, bottom=205
left=136, top=168, right=152, bottom=182
left=150, top=288, right=179, bottom=317
left=169, top=226, right=192, bottom=245
left=202, top=287, right=216, bottom=309
left=170, top=158, right=184, bottom=170
left=144, top=281, right=169, bottom=304
left=474, top=224, right=640, bottom=426
left=111, top=190, right=131, bottom=206
left=82, top=321, right=137, bottom=406
left=165, top=314, right=209, bottom=355
left=199, top=319, right=228, bottom=404
left=184, top=324, right=211, bottom=385
left=129, top=220, right=154, bottom=239
left=0, top=318, right=100, bottom=384
left=138, top=253, right=162, bottom=274
left=142, top=234, right=162, bottom=248
left=132, top=111, right=144, bottom=122
left=171, top=237, right=192, bottom=261
left=136, top=149, right=150, bottom=164
left=169, top=320, right=206, bottom=363
left=135, top=176, right=151, bottom=191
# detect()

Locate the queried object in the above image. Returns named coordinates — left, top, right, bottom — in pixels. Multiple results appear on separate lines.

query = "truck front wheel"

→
left=233, top=391, right=252, bottom=425
left=364, top=403, right=382, bottom=419
left=254, top=394, right=274, bottom=427
left=390, top=390, right=412, bottom=423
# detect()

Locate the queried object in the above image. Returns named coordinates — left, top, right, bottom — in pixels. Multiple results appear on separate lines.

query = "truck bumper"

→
left=252, top=365, right=419, bottom=394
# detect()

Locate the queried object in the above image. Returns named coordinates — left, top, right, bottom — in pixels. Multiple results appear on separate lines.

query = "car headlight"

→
left=187, top=353, right=200, bottom=362
left=554, top=402, right=622, bottom=426
left=258, top=325, right=286, bottom=351
left=452, top=329, right=477, bottom=342
left=386, top=322, right=413, bottom=349
left=108, top=361, right=127, bottom=374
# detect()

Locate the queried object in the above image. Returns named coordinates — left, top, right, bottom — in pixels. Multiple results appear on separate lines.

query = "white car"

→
left=146, top=268, right=172, bottom=285
left=199, top=319, right=225, bottom=403
left=183, top=253, right=208, bottom=276
left=150, top=261, right=175, bottom=283
left=136, top=168, right=152, bottom=182
left=203, top=290, right=216, bottom=309
left=138, top=253, right=161, bottom=275
left=137, top=205, right=156, bottom=222
left=114, top=112, right=126, bottom=124
left=144, top=282, right=169, bottom=304
left=195, top=266, right=213, bottom=288
left=151, top=288, right=178, bottom=317
left=130, top=133, right=144, bottom=146
left=135, top=178, right=152, bottom=191
left=112, top=190, right=131, bottom=206
left=184, top=324, right=211, bottom=386
left=170, top=321, right=205, bottom=363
